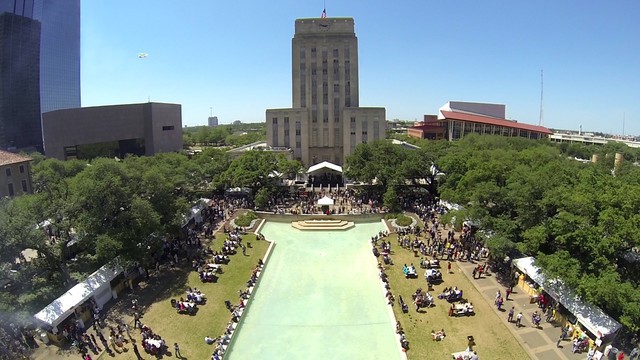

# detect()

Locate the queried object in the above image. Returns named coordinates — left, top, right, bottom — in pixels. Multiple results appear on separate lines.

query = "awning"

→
left=307, top=161, right=342, bottom=175
left=317, top=196, right=334, bottom=206
left=34, top=263, right=123, bottom=329
left=513, top=257, right=622, bottom=338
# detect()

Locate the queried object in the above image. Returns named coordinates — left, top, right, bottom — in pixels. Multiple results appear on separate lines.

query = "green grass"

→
left=98, top=235, right=270, bottom=360
left=94, top=229, right=526, bottom=360
left=384, top=234, right=528, bottom=359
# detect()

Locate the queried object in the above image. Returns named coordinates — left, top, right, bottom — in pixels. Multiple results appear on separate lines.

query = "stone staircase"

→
left=291, top=219, right=355, bottom=230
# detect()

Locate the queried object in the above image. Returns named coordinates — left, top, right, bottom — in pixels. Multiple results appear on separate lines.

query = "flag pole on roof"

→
left=321, top=1, right=327, bottom=18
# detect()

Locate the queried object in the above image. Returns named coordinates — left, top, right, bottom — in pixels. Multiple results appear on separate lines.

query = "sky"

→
left=81, top=1, right=640, bottom=135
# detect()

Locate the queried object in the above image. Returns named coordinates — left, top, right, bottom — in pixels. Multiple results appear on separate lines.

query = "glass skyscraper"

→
left=34, top=0, right=81, bottom=114
left=0, top=0, right=80, bottom=151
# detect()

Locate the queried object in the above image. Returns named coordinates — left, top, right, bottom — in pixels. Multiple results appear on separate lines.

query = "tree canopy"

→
left=434, top=135, right=640, bottom=331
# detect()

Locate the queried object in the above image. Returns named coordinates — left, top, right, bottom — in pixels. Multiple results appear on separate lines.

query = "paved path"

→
left=456, top=260, right=585, bottom=360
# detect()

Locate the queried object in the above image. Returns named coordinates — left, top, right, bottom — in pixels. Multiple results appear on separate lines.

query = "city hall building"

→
left=266, top=17, right=386, bottom=166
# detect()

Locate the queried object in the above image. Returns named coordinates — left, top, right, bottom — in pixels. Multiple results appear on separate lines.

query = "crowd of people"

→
left=261, top=188, right=386, bottom=215
left=204, top=259, right=264, bottom=360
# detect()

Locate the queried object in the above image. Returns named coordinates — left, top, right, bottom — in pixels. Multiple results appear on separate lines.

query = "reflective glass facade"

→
left=0, top=10, right=41, bottom=150
left=33, top=0, right=81, bottom=114
left=0, top=0, right=80, bottom=150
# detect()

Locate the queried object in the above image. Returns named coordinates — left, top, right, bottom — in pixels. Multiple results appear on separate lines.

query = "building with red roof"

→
left=408, top=101, right=552, bottom=141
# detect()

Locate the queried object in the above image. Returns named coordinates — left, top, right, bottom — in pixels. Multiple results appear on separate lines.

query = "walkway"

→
left=456, top=260, right=585, bottom=360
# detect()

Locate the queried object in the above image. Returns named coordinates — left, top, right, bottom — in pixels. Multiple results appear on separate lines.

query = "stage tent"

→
left=307, top=161, right=342, bottom=175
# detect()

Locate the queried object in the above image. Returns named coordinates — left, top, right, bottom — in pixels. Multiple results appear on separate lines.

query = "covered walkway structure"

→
left=34, top=263, right=125, bottom=336
left=513, top=257, right=622, bottom=342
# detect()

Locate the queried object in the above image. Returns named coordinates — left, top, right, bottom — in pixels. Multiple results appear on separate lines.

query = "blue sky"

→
left=81, top=1, right=640, bottom=135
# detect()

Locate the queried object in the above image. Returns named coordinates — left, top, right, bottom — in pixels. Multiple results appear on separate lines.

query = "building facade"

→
left=42, top=102, right=183, bottom=160
left=266, top=17, right=385, bottom=166
left=0, top=0, right=81, bottom=151
left=0, top=150, right=32, bottom=197
left=408, top=101, right=552, bottom=141
left=34, top=0, right=81, bottom=114
left=0, top=11, right=41, bottom=151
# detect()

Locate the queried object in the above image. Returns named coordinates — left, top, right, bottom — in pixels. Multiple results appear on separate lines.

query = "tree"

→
left=383, top=186, right=400, bottom=213
left=432, top=135, right=640, bottom=331
left=344, top=140, right=408, bottom=189
left=221, top=151, right=284, bottom=191
left=254, top=187, right=271, bottom=210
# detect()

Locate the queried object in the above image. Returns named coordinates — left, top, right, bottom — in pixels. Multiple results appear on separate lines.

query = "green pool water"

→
left=225, top=221, right=403, bottom=360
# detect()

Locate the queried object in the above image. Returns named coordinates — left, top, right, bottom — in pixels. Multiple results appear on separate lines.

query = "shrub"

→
left=395, top=214, right=413, bottom=227
left=235, top=211, right=258, bottom=227
left=384, top=213, right=413, bottom=227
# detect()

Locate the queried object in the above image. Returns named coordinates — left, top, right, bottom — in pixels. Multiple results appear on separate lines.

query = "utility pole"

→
left=538, top=69, right=544, bottom=126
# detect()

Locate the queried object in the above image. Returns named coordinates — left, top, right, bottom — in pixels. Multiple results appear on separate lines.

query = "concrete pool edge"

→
left=226, top=220, right=406, bottom=360
left=223, top=231, right=276, bottom=358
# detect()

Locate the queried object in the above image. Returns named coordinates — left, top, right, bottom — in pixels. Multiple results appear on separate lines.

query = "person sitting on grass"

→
left=396, top=321, right=404, bottom=334
left=431, top=329, right=446, bottom=341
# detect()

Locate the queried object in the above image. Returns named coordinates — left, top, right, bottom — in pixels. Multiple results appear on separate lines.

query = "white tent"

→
left=34, top=263, right=123, bottom=332
left=182, top=198, right=211, bottom=227
left=307, top=161, right=342, bottom=175
left=317, top=196, right=334, bottom=206
left=513, top=257, right=622, bottom=339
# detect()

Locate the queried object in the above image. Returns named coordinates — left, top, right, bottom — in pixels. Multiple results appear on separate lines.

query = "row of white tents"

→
left=513, top=257, right=622, bottom=340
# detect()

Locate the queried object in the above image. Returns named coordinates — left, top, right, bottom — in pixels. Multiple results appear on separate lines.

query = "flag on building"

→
left=321, top=8, right=327, bottom=18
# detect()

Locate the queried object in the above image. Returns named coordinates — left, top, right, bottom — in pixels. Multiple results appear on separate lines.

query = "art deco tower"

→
left=266, top=17, right=385, bottom=166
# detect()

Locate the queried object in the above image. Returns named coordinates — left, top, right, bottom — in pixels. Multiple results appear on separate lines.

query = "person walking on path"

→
left=515, top=312, right=523, bottom=327
left=133, top=311, right=141, bottom=328
left=508, top=307, right=515, bottom=322
left=174, top=342, right=182, bottom=358
left=505, top=287, right=511, bottom=300
left=557, top=331, right=564, bottom=347
left=132, top=342, right=143, bottom=360
left=447, top=261, right=452, bottom=274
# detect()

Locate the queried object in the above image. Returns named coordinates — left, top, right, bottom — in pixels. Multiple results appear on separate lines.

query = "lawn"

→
left=97, top=234, right=270, bottom=360
left=92, top=220, right=527, bottom=360
left=384, top=233, right=529, bottom=359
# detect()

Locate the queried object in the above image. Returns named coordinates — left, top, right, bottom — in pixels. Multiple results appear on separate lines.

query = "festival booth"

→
left=513, top=257, right=622, bottom=344
left=34, top=263, right=124, bottom=343
left=182, top=198, right=212, bottom=229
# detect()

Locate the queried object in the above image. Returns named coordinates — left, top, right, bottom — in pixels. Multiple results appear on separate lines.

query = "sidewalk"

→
left=456, top=260, right=585, bottom=360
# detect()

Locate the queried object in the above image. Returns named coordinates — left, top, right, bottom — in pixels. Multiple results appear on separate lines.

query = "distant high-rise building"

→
left=208, top=116, right=218, bottom=127
left=0, top=0, right=80, bottom=151
left=266, top=17, right=386, bottom=166
left=0, top=11, right=42, bottom=150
